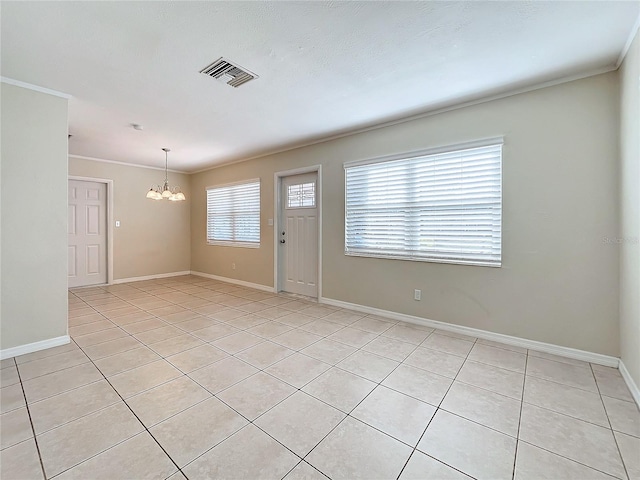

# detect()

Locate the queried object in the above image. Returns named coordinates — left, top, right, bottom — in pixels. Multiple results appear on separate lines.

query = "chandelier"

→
left=146, top=148, right=185, bottom=201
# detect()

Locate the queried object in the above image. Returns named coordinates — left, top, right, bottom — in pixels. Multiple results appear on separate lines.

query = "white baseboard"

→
left=319, top=297, right=620, bottom=368
left=619, top=360, right=640, bottom=407
left=1, top=335, right=70, bottom=360
left=191, top=271, right=275, bottom=293
left=112, top=271, right=192, bottom=285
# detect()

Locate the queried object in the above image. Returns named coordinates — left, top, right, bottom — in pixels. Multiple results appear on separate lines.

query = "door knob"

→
left=280, top=239, right=286, bottom=244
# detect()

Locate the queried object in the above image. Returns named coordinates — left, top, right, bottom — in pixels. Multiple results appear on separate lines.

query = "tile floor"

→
left=1, top=275, right=639, bottom=480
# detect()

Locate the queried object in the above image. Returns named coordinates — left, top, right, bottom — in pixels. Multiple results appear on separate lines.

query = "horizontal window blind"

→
left=345, top=143, right=502, bottom=266
left=207, top=180, right=260, bottom=247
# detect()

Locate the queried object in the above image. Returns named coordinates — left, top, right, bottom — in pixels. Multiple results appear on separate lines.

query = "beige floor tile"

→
left=382, top=324, right=432, bottom=345
left=247, top=321, right=294, bottom=339
left=29, top=380, right=121, bottom=434
left=299, top=305, right=338, bottom=318
left=217, top=372, right=296, bottom=420
left=614, top=430, right=640, bottom=479
left=134, top=325, right=184, bottom=345
left=306, top=417, right=412, bottom=480
left=102, top=306, right=145, bottom=319
left=382, top=364, right=452, bottom=406
left=68, top=307, right=96, bottom=318
left=265, top=353, right=331, bottom=388
left=299, top=319, right=345, bottom=336
left=404, top=347, right=465, bottom=378
left=263, top=307, right=302, bottom=321
left=38, top=402, right=144, bottom=478
left=303, top=367, right=376, bottom=413
left=0, top=358, right=15, bottom=370
left=514, top=441, right=615, bottom=480
left=327, top=327, right=378, bottom=348
left=188, top=356, right=258, bottom=393
left=323, top=310, right=365, bottom=326
left=0, top=439, right=44, bottom=480
left=421, top=334, right=474, bottom=358
left=468, top=343, right=527, bottom=373
left=526, top=356, right=598, bottom=392
left=0, top=384, right=25, bottom=414
left=272, top=329, right=323, bottom=350
left=592, top=365, right=635, bottom=402
left=212, top=331, right=263, bottom=354
left=476, top=338, right=527, bottom=354
left=166, top=344, right=228, bottom=373
left=174, top=316, right=218, bottom=332
left=418, top=410, right=516, bottom=480
left=523, top=376, right=609, bottom=427
left=22, top=363, right=103, bottom=403
left=209, top=308, right=248, bottom=322
left=68, top=312, right=107, bottom=327
left=456, top=360, right=524, bottom=400
left=126, top=376, right=211, bottom=427
left=55, top=432, right=177, bottom=479
left=151, top=397, right=247, bottom=467
left=191, top=323, right=240, bottom=342
left=15, top=343, right=80, bottom=365
left=338, top=350, right=399, bottom=383
left=120, top=318, right=169, bottom=334
left=225, top=314, right=270, bottom=330
left=17, top=349, right=89, bottom=381
left=255, top=391, right=345, bottom=456
left=69, top=319, right=115, bottom=337
left=0, top=407, right=33, bottom=449
left=182, top=424, right=299, bottom=480
left=300, top=339, right=357, bottom=365
left=109, top=311, right=155, bottom=326
left=0, top=365, right=20, bottom=388
left=400, top=451, right=472, bottom=480
left=352, top=386, right=435, bottom=446
left=167, top=471, right=188, bottom=480
left=74, top=327, right=129, bottom=347
left=235, top=341, right=295, bottom=369
left=283, top=461, right=328, bottom=480
left=163, top=310, right=208, bottom=325
left=602, top=395, right=640, bottom=437
left=441, top=381, right=521, bottom=437
left=147, top=305, right=188, bottom=318
left=432, top=329, right=477, bottom=342
left=83, top=336, right=142, bottom=360
left=108, top=360, right=182, bottom=398
left=94, top=346, right=161, bottom=377
left=362, top=336, right=417, bottom=361
left=148, top=334, right=205, bottom=357
left=350, top=316, right=395, bottom=334
left=519, top=403, right=626, bottom=478
left=528, top=350, right=591, bottom=367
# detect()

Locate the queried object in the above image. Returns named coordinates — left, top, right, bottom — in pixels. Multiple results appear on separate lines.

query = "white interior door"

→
left=280, top=172, right=318, bottom=297
left=68, top=180, right=107, bottom=287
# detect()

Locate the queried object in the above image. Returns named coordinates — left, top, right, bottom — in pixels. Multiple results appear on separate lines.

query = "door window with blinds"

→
left=206, top=180, right=260, bottom=247
left=344, top=140, right=502, bottom=267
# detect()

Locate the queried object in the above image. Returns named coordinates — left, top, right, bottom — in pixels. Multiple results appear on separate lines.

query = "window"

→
left=344, top=140, right=502, bottom=267
left=287, top=182, right=316, bottom=208
left=206, top=180, right=260, bottom=247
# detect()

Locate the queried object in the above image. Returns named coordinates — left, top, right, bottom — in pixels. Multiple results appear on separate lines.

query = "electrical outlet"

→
left=232, top=263, right=236, bottom=270
left=414, top=289, right=421, bottom=301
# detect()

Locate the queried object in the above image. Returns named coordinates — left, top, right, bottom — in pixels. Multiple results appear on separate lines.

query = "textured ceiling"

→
left=2, top=1, right=638, bottom=172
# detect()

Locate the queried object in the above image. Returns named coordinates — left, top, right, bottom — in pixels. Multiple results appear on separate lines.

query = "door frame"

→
left=68, top=176, right=114, bottom=285
left=273, top=165, right=322, bottom=298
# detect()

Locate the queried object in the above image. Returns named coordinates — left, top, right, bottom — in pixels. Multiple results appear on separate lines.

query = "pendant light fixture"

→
left=146, top=148, right=186, bottom=201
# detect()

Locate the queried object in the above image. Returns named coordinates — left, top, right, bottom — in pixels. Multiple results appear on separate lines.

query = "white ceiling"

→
left=2, top=1, right=638, bottom=172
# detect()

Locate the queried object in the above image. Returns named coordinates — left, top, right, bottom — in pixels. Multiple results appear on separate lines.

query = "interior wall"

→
left=1, top=83, right=69, bottom=350
left=191, top=72, right=620, bottom=356
left=619, top=29, right=640, bottom=386
left=68, top=157, right=191, bottom=281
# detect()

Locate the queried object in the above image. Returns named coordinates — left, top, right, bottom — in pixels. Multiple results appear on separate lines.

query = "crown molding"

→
left=1, top=76, right=71, bottom=99
left=616, top=13, right=640, bottom=69
left=69, top=154, right=188, bottom=174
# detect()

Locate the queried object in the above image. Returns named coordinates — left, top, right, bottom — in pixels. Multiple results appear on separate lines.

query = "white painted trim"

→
left=190, top=66, right=615, bottom=175
left=273, top=165, right=323, bottom=299
left=69, top=155, right=188, bottom=174
left=69, top=176, right=114, bottom=285
left=319, top=296, right=620, bottom=368
left=191, top=271, right=274, bottom=292
left=619, top=360, right=640, bottom=408
left=112, top=271, right=191, bottom=285
left=616, top=13, right=640, bottom=69
left=1, top=335, right=70, bottom=360
left=1, top=76, right=72, bottom=99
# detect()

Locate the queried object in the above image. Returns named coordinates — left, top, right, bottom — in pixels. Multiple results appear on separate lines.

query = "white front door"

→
left=68, top=180, right=107, bottom=287
left=279, top=172, right=318, bottom=297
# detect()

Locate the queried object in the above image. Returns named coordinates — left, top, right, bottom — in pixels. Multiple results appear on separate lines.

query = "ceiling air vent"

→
left=200, top=57, right=258, bottom=88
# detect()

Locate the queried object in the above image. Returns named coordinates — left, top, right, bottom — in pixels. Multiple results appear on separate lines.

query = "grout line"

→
left=511, top=352, right=528, bottom=479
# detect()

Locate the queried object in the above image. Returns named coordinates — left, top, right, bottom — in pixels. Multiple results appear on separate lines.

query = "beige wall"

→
left=192, top=72, right=620, bottom=356
left=619, top=30, right=640, bottom=385
left=69, top=158, right=191, bottom=281
left=1, top=83, right=69, bottom=350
